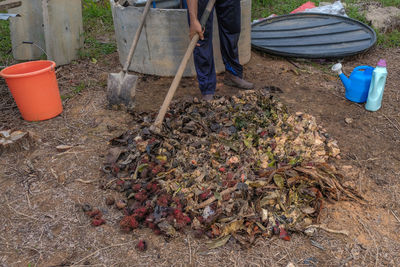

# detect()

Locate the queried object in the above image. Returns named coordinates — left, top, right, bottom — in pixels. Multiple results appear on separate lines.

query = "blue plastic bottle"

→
left=366, top=59, right=388, bottom=111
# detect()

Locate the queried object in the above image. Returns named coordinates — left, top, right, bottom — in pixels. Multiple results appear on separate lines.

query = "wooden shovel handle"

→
left=153, top=0, right=216, bottom=129
left=123, top=0, right=152, bottom=72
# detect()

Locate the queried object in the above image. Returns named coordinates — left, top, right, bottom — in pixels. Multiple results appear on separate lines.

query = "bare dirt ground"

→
left=1, top=48, right=400, bottom=266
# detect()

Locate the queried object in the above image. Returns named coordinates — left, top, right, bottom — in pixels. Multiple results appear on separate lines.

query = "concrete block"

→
left=111, top=0, right=251, bottom=77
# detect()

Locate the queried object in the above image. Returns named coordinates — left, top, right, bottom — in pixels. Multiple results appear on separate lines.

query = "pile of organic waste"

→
left=101, top=90, right=362, bottom=248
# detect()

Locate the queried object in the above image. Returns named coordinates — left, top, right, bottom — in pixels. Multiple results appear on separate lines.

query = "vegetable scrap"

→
left=82, top=204, right=106, bottom=227
left=136, top=240, right=148, bottom=251
left=101, top=90, right=362, bottom=248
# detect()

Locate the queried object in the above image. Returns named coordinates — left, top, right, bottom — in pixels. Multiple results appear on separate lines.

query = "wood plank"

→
left=44, top=0, right=84, bottom=66
left=9, top=0, right=45, bottom=60
left=0, top=0, right=22, bottom=10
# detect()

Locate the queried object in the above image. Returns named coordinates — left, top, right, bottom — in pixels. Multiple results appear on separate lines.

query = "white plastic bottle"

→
left=365, top=59, right=388, bottom=111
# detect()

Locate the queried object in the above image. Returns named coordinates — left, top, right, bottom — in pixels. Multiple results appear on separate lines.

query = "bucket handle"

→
left=21, top=41, right=49, bottom=59
left=2, top=41, right=50, bottom=67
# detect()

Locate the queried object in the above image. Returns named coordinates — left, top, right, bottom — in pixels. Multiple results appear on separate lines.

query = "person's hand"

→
left=189, top=19, right=204, bottom=46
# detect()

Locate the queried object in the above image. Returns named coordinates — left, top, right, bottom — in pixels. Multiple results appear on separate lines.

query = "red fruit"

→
left=151, top=165, right=164, bottom=175
left=116, top=179, right=124, bottom=186
left=86, top=209, right=102, bottom=219
left=279, top=227, right=290, bottom=241
left=173, top=209, right=183, bottom=218
left=112, top=164, right=120, bottom=174
left=146, top=182, right=160, bottom=193
left=132, top=184, right=142, bottom=192
left=134, top=191, right=148, bottom=202
left=129, top=217, right=139, bottom=229
left=153, top=228, right=162, bottom=235
left=199, top=189, right=210, bottom=201
left=136, top=240, right=147, bottom=251
left=147, top=222, right=156, bottom=230
left=92, top=219, right=106, bottom=227
left=157, top=194, right=170, bottom=207
left=226, top=172, right=234, bottom=180
left=133, top=207, right=148, bottom=220
left=183, top=215, right=191, bottom=224
left=219, top=167, right=226, bottom=172
left=120, top=215, right=139, bottom=230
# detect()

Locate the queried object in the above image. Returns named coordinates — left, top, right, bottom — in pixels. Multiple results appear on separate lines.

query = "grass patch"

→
left=0, top=20, right=12, bottom=67
left=61, top=81, right=88, bottom=100
left=80, top=0, right=116, bottom=60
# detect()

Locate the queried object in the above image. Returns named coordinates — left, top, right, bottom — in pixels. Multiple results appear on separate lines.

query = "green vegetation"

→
left=0, top=20, right=11, bottom=67
left=80, top=0, right=116, bottom=60
left=61, top=81, right=88, bottom=100
left=252, top=0, right=400, bottom=47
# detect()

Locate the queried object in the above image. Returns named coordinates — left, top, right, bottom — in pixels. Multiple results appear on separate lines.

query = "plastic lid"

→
left=377, top=59, right=387, bottom=67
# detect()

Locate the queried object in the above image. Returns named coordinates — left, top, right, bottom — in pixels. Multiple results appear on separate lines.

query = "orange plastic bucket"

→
left=0, top=60, right=62, bottom=121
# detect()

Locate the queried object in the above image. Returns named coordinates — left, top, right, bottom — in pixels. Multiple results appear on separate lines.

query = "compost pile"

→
left=102, top=90, right=361, bottom=247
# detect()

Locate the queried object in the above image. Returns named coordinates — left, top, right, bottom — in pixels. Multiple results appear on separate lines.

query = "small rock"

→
left=345, top=118, right=353, bottom=124
left=56, top=144, right=74, bottom=152
left=342, top=165, right=353, bottom=170
left=105, top=196, right=115, bottom=206
left=261, top=209, right=269, bottom=222
left=304, top=227, right=316, bottom=237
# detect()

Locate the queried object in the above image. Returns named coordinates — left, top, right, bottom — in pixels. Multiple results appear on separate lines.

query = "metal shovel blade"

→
left=107, top=71, right=138, bottom=110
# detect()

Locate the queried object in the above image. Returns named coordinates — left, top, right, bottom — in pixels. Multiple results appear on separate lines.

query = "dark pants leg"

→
left=216, top=0, right=243, bottom=78
left=191, top=0, right=216, bottom=96
left=189, top=0, right=243, bottom=95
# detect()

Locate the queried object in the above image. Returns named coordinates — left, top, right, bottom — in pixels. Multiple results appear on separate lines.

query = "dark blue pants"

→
left=189, top=0, right=243, bottom=96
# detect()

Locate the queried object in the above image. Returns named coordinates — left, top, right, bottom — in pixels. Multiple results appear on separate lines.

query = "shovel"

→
left=107, top=0, right=152, bottom=110
left=152, top=0, right=216, bottom=131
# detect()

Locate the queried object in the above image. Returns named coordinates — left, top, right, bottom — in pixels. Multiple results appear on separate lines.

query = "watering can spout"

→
left=339, top=73, right=351, bottom=91
left=332, top=63, right=351, bottom=91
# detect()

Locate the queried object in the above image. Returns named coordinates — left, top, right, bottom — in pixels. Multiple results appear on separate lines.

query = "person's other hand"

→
left=189, top=19, right=204, bottom=46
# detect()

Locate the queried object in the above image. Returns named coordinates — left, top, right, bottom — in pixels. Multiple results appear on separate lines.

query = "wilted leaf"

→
left=273, top=174, right=285, bottom=189
left=207, top=235, right=231, bottom=249
left=221, top=220, right=244, bottom=236
left=301, top=206, right=316, bottom=214
left=214, top=192, right=222, bottom=201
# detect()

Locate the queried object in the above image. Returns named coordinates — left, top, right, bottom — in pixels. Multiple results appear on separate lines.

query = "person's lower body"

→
left=189, top=0, right=253, bottom=99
